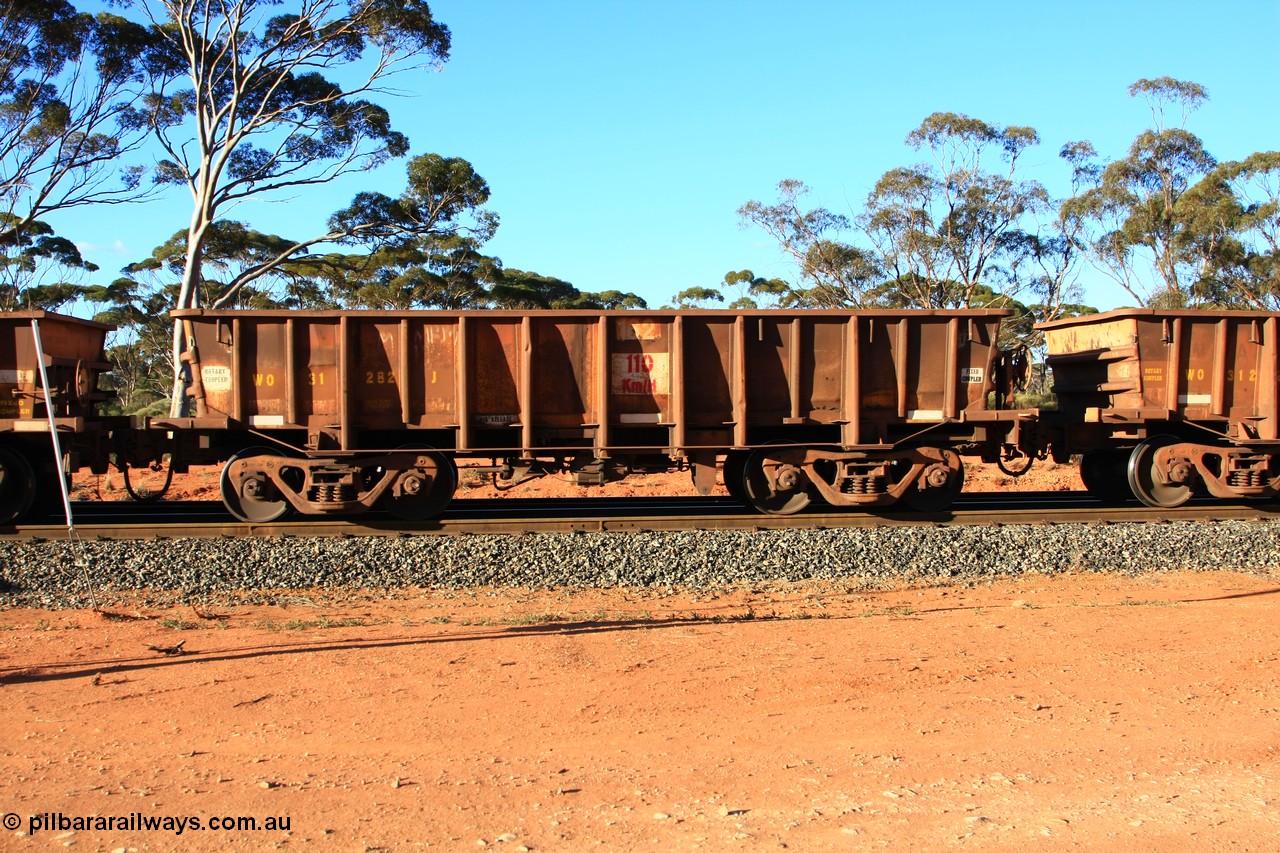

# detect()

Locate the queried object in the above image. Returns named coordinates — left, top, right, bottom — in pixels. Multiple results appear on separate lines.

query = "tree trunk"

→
left=168, top=215, right=208, bottom=418
left=167, top=316, right=187, bottom=418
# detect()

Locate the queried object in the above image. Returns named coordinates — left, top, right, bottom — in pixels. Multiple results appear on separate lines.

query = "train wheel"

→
left=220, top=447, right=294, bottom=523
left=722, top=451, right=750, bottom=505
left=742, top=447, right=812, bottom=515
left=0, top=446, right=36, bottom=525
left=1127, top=436, right=1193, bottom=508
left=385, top=448, right=457, bottom=521
left=899, top=449, right=964, bottom=512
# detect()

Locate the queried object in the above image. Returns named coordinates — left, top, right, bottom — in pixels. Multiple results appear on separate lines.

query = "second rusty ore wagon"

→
left=161, top=308, right=1032, bottom=521
left=0, top=311, right=118, bottom=522
left=1038, top=308, right=1279, bottom=508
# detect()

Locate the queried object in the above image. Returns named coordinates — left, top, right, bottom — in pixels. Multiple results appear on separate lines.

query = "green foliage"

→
left=718, top=269, right=792, bottom=308
left=1012, top=392, right=1056, bottom=410
left=670, top=286, right=724, bottom=308
left=328, top=153, right=497, bottom=250
left=861, top=112, right=1052, bottom=310
left=740, top=112, right=1074, bottom=326
left=126, top=221, right=325, bottom=306
left=0, top=1, right=161, bottom=270
left=0, top=216, right=97, bottom=310
left=1059, top=121, right=1219, bottom=305
left=1128, top=77, right=1208, bottom=127
left=490, top=269, right=646, bottom=309
left=492, top=270, right=579, bottom=308
left=587, top=290, right=649, bottom=309
left=1180, top=151, right=1280, bottom=308
left=320, top=239, right=491, bottom=310
left=738, top=180, right=881, bottom=306
left=320, top=154, right=521, bottom=309
left=119, top=0, right=455, bottom=413
left=136, top=0, right=449, bottom=205
left=87, top=275, right=179, bottom=414
left=740, top=79, right=1277, bottom=333
left=1056, top=77, right=1278, bottom=308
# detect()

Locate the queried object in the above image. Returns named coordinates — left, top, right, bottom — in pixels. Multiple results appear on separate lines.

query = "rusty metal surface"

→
left=1040, top=309, right=1280, bottom=441
left=172, top=308, right=1018, bottom=457
left=0, top=311, right=114, bottom=424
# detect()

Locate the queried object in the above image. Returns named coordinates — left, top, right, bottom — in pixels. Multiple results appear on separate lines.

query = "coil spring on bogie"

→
left=840, top=475, right=886, bottom=495
left=309, top=484, right=355, bottom=503
left=1227, top=455, right=1271, bottom=489
left=1228, top=469, right=1267, bottom=488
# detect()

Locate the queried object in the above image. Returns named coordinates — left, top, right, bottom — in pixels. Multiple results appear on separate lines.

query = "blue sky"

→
left=63, top=0, right=1280, bottom=311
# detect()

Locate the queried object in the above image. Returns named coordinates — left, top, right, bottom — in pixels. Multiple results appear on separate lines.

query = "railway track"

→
left=6, top=492, right=1278, bottom=541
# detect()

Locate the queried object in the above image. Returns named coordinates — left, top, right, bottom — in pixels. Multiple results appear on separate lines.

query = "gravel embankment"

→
left=2, top=520, right=1279, bottom=608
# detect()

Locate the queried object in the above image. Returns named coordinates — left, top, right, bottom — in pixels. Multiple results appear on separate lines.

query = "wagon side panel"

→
left=1159, top=313, right=1279, bottom=439
left=607, top=316, right=672, bottom=440
left=0, top=312, right=113, bottom=423
left=468, top=316, right=522, bottom=449
left=414, top=317, right=459, bottom=431
left=531, top=317, right=596, bottom=429
left=680, top=316, right=735, bottom=447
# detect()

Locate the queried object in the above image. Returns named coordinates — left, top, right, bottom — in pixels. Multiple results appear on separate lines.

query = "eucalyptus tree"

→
left=323, top=153, right=498, bottom=308
left=488, top=270, right=646, bottom=310
left=669, top=286, right=724, bottom=308
left=1, top=1, right=161, bottom=306
left=0, top=217, right=97, bottom=311
left=588, top=290, right=649, bottom=309
left=0, top=1, right=160, bottom=238
left=718, top=269, right=792, bottom=309
left=87, top=278, right=179, bottom=413
left=1180, top=151, right=1280, bottom=309
left=122, top=220, right=327, bottom=310
left=120, top=0, right=451, bottom=411
left=318, top=236, right=497, bottom=309
left=737, top=179, right=882, bottom=307
left=1059, top=78, right=1221, bottom=307
left=860, top=112, right=1048, bottom=310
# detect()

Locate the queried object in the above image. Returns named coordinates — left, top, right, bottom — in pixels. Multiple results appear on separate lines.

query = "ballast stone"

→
left=1, top=520, right=1278, bottom=608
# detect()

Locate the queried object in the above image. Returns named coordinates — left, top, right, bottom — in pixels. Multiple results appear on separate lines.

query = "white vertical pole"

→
left=30, top=319, right=74, bottom=530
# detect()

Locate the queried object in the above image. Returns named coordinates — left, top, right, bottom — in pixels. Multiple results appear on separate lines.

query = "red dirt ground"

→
left=1, top=572, right=1278, bottom=850
left=16, top=461, right=1278, bottom=849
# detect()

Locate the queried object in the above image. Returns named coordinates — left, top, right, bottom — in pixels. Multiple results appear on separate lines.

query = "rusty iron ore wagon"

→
left=1039, top=309, right=1280, bottom=507
left=0, top=311, right=118, bottom=523
left=158, top=308, right=1032, bottom=521
left=3, top=306, right=1276, bottom=526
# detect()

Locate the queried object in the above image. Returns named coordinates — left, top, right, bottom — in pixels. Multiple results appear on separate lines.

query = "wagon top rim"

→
left=0, top=310, right=115, bottom=330
left=1037, top=307, right=1280, bottom=330
left=170, top=307, right=1017, bottom=319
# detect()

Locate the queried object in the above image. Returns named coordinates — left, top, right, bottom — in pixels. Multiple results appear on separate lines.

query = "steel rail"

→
left=4, top=495, right=1277, bottom=541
